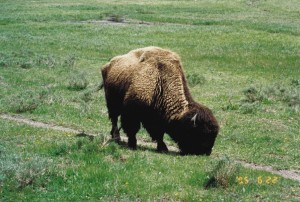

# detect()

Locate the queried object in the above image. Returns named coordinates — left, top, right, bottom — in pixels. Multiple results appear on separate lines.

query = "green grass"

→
left=1, top=120, right=299, bottom=201
left=0, top=0, right=299, bottom=201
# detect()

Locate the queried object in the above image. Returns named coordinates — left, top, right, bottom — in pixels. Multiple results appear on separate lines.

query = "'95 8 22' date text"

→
left=236, top=176, right=279, bottom=185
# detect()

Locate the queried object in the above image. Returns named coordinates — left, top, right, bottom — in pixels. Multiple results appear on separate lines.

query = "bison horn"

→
left=191, top=113, right=197, bottom=127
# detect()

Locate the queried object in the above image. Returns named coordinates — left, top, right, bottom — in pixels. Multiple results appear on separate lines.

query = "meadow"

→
left=0, top=0, right=299, bottom=201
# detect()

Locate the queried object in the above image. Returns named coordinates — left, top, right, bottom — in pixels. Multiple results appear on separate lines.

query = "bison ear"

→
left=191, top=113, right=198, bottom=127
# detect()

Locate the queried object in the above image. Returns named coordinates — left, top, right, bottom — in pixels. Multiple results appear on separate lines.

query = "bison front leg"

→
left=127, top=133, right=137, bottom=150
left=121, top=110, right=141, bottom=150
left=156, top=134, right=168, bottom=153
left=144, top=125, right=168, bottom=153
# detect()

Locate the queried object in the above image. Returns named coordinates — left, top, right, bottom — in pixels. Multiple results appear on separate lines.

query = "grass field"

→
left=0, top=0, right=299, bottom=201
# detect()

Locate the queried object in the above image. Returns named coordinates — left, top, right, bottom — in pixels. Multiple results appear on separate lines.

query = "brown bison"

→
left=101, top=47, right=219, bottom=155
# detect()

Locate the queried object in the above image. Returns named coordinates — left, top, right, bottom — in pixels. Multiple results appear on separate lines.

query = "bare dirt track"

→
left=1, top=113, right=299, bottom=182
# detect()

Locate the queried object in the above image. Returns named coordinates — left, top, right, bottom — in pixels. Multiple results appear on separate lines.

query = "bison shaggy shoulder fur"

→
left=101, top=46, right=219, bottom=155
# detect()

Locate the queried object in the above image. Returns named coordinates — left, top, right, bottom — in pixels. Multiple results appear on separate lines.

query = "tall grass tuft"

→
left=67, top=71, right=89, bottom=91
left=187, top=73, right=206, bottom=87
left=0, top=145, right=55, bottom=190
left=63, top=54, right=76, bottom=68
left=235, top=81, right=300, bottom=114
left=75, top=134, right=111, bottom=152
left=79, top=89, right=94, bottom=103
left=242, top=86, right=263, bottom=103
left=204, top=156, right=240, bottom=189
left=15, top=156, right=53, bottom=189
left=106, top=14, right=125, bottom=23
left=0, top=51, right=76, bottom=68
left=4, top=89, right=50, bottom=113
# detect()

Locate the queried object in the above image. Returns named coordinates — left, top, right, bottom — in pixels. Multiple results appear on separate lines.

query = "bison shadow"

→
left=118, top=140, right=179, bottom=156
left=75, top=132, right=179, bottom=156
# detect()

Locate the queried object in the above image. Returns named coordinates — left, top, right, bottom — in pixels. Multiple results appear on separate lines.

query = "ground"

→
left=0, top=0, right=299, bottom=201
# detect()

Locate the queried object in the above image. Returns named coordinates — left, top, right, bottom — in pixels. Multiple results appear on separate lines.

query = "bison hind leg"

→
left=110, top=116, right=121, bottom=143
left=121, top=111, right=141, bottom=150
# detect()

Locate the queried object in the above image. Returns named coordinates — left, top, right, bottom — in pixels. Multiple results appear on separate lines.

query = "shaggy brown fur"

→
left=101, top=46, right=219, bottom=155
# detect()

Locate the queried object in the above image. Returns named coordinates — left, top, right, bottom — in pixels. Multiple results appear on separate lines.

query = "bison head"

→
left=171, top=105, right=219, bottom=155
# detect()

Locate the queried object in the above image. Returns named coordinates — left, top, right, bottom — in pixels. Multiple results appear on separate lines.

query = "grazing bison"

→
left=101, top=46, right=219, bottom=155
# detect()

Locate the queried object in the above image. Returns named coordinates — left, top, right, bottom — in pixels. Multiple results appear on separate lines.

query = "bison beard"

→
left=101, top=46, right=219, bottom=155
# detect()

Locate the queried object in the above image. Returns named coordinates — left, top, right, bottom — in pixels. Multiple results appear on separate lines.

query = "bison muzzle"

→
left=101, top=46, right=219, bottom=155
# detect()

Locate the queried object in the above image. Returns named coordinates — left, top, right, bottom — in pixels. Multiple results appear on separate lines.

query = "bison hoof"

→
left=113, top=136, right=121, bottom=144
left=128, top=139, right=137, bottom=150
left=128, top=144, right=137, bottom=150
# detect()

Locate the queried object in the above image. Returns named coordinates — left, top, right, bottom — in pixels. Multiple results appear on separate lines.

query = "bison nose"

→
left=205, top=149, right=212, bottom=156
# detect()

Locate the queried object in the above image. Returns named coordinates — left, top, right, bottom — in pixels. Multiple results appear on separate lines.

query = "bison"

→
left=101, top=46, right=219, bottom=155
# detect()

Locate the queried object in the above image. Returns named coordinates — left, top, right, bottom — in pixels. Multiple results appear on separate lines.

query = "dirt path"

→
left=235, top=160, right=300, bottom=182
left=1, top=113, right=299, bottom=182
